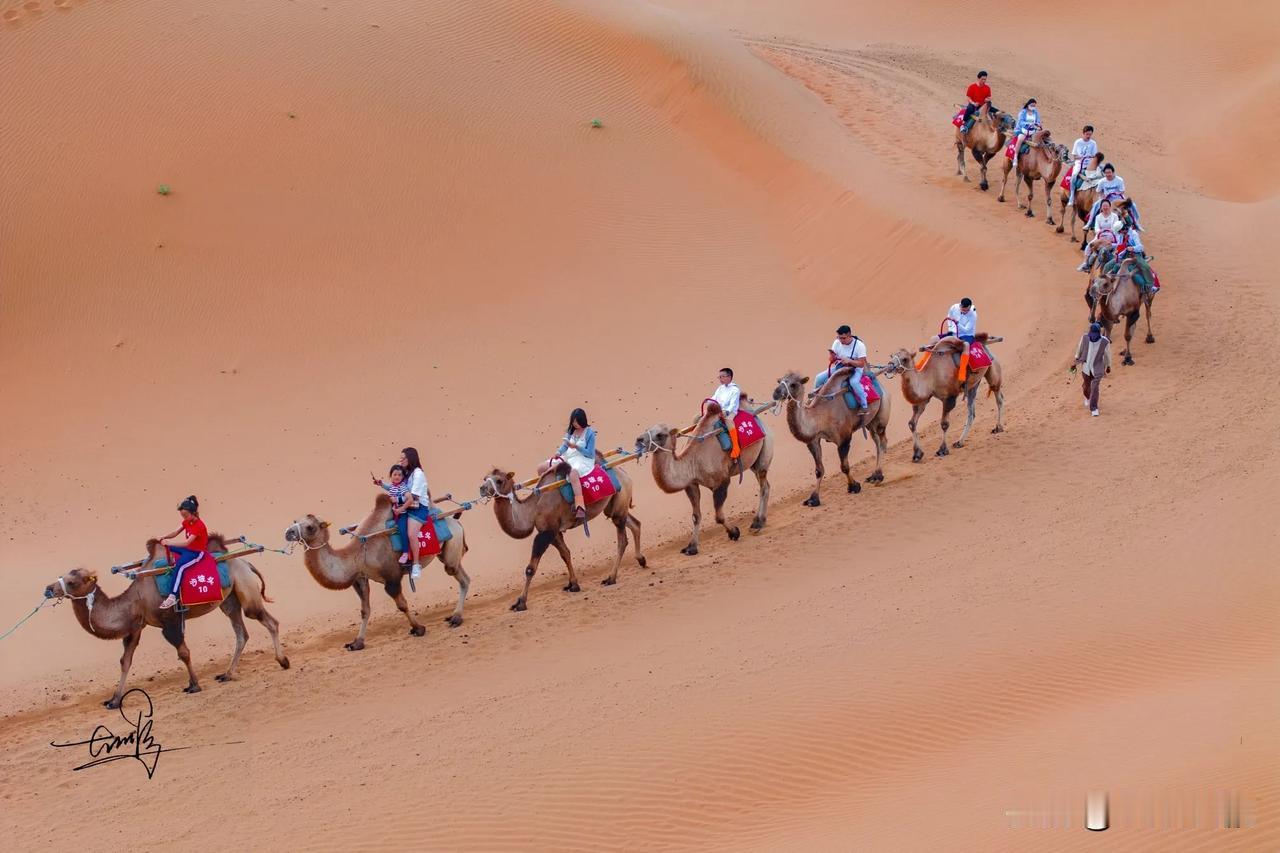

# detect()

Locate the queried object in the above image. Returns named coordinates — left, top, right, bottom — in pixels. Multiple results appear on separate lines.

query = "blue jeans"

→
left=167, top=546, right=204, bottom=595
left=958, top=334, right=975, bottom=343
left=395, top=505, right=431, bottom=553
left=816, top=367, right=867, bottom=406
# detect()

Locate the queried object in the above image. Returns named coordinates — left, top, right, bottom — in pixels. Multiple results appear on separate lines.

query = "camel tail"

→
left=250, top=564, right=274, bottom=603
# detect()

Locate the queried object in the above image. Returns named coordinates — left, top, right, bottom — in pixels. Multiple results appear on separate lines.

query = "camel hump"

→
left=207, top=533, right=229, bottom=552
left=931, top=337, right=966, bottom=355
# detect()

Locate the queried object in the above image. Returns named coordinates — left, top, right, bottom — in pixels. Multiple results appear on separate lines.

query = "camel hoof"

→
left=728, top=527, right=741, bottom=541
left=637, top=556, right=648, bottom=568
left=183, top=685, right=202, bottom=695
left=980, top=181, right=989, bottom=191
left=749, top=519, right=763, bottom=531
left=410, top=626, right=426, bottom=637
left=564, top=581, right=582, bottom=593
left=952, top=440, right=965, bottom=448
left=681, top=545, right=699, bottom=556
left=601, top=577, right=617, bottom=587
left=279, top=657, right=291, bottom=669
left=445, top=614, right=463, bottom=628
left=1025, top=209, right=1034, bottom=218
left=1146, top=335, right=1155, bottom=344
left=936, top=447, right=950, bottom=458
left=991, top=425, right=1004, bottom=434
left=104, top=697, right=121, bottom=709
left=344, top=640, right=365, bottom=652
left=215, top=673, right=233, bottom=683
left=848, top=481, right=862, bottom=494
left=1123, top=357, right=1135, bottom=366
left=510, top=598, right=528, bottom=612
left=912, top=451, right=924, bottom=463
left=997, top=196, right=1005, bottom=203
left=1056, top=225, right=1064, bottom=234
left=802, top=496, right=820, bottom=507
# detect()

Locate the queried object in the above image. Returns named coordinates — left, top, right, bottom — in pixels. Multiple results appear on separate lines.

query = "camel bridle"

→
left=286, top=521, right=325, bottom=551
left=480, top=475, right=514, bottom=502
left=57, top=575, right=100, bottom=635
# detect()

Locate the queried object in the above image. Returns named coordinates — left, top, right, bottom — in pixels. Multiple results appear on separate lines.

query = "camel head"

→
left=772, top=371, right=809, bottom=404
left=997, top=111, right=1015, bottom=132
left=284, top=515, right=331, bottom=550
left=479, top=469, right=516, bottom=500
left=44, top=567, right=98, bottom=600
left=635, top=425, right=677, bottom=457
left=885, top=349, right=915, bottom=375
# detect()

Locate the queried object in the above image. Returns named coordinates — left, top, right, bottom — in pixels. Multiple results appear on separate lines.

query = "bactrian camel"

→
left=956, top=101, right=1014, bottom=191
left=43, top=535, right=289, bottom=708
left=634, top=400, right=773, bottom=555
left=1086, top=250, right=1157, bottom=365
left=887, top=337, right=1005, bottom=461
left=771, top=368, right=891, bottom=506
left=1057, top=180, right=1099, bottom=245
left=480, top=457, right=645, bottom=612
left=285, top=493, right=471, bottom=651
left=998, top=129, right=1069, bottom=222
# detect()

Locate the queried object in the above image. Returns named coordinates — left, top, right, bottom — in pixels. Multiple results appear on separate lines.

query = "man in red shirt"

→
left=962, top=71, right=994, bottom=132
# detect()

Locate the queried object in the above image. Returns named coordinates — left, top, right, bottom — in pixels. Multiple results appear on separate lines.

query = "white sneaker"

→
left=1085, top=398, right=1092, bottom=409
left=410, top=564, right=422, bottom=580
left=1091, top=409, right=1100, bottom=417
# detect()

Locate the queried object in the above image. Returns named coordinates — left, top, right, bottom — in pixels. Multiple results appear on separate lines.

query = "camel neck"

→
left=493, top=491, right=538, bottom=538
left=72, top=586, right=125, bottom=639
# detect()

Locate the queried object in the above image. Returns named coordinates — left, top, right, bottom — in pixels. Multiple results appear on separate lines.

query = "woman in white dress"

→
left=538, top=408, right=597, bottom=521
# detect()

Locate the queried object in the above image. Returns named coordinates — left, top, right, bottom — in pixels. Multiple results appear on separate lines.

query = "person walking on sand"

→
left=1071, top=322, right=1111, bottom=417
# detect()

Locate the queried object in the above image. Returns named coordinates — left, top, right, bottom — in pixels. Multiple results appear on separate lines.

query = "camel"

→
left=43, top=536, right=289, bottom=708
left=1086, top=251, right=1156, bottom=365
left=1056, top=182, right=1099, bottom=245
left=771, top=368, right=891, bottom=506
left=284, top=493, right=470, bottom=651
left=998, top=129, right=1070, bottom=222
left=634, top=401, right=773, bottom=555
left=956, top=101, right=1015, bottom=191
left=886, top=337, right=1005, bottom=461
left=479, top=458, right=645, bottom=611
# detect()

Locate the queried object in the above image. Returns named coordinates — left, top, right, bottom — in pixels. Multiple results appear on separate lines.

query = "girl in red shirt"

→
left=157, top=495, right=210, bottom=609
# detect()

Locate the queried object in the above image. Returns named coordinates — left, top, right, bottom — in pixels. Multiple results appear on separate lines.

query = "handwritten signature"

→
left=50, top=688, right=183, bottom=778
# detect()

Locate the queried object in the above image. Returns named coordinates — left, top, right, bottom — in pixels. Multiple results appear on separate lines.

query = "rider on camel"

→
left=961, top=70, right=995, bottom=133
left=1011, top=98, right=1041, bottom=170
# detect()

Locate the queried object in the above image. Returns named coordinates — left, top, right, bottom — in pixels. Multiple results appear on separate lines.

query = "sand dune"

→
left=1, top=0, right=1276, bottom=849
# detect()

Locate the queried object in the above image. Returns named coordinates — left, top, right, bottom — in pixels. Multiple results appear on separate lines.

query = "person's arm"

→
left=157, top=526, right=183, bottom=542
left=580, top=428, right=597, bottom=459
left=725, top=386, right=741, bottom=417
left=1073, top=336, right=1086, bottom=366
left=556, top=438, right=570, bottom=456
left=1103, top=341, right=1112, bottom=372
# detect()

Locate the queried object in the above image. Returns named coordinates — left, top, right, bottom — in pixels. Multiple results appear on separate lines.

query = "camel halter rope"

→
left=0, top=596, right=60, bottom=642
left=56, top=576, right=100, bottom=635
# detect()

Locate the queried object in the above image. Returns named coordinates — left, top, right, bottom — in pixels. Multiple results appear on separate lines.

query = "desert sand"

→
left=1, top=0, right=1276, bottom=849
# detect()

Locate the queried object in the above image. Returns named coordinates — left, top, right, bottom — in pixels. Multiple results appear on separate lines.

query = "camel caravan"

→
left=953, top=71, right=1160, bottom=363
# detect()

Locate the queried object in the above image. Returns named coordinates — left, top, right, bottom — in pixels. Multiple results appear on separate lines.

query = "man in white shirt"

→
left=710, top=367, right=742, bottom=460
left=946, top=298, right=979, bottom=381
left=1067, top=125, right=1097, bottom=203
left=813, top=324, right=870, bottom=412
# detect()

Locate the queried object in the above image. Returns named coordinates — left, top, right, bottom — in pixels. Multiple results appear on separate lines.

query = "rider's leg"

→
left=723, top=415, right=741, bottom=459
left=849, top=367, right=868, bottom=410
left=957, top=341, right=972, bottom=382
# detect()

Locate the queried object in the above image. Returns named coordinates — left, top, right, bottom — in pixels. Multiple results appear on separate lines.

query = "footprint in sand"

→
left=23, top=1, right=41, bottom=12
left=53, top=0, right=69, bottom=8
left=3, top=9, right=21, bottom=23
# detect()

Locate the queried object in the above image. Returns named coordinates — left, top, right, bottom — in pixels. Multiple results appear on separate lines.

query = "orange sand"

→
left=1, top=0, right=1276, bottom=849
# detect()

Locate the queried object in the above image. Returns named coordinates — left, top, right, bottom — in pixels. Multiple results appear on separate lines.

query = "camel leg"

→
left=553, top=531, right=582, bottom=593
left=864, top=421, right=887, bottom=483
left=1023, top=177, right=1036, bottom=217
left=240, top=594, right=289, bottom=670
left=1014, top=171, right=1025, bottom=209
left=385, top=574, right=426, bottom=637
left=681, top=484, right=703, bottom=555
left=750, top=465, right=770, bottom=531
left=442, top=549, right=470, bottom=627
left=953, top=382, right=979, bottom=448
left=978, top=152, right=991, bottom=192
left=105, top=629, right=143, bottom=708
left=991, top=383, right=1006, bottom=434
left=1068, top=204, right=1078, bottom=240
left=802, top=439, right=825, bottom=506
left=997, top=162, right=1012, bottom=202
left=837, top=435, right=861, bottom=495
left=1144, top=295, right=1156, bottom=344
left=625, top=514, right=646, bottom=569
left=160, top=617, right=201, bottom=695
left=601, top=516, right=628, bottom=586
left=346, top=575, right=372, bottom=651
left=712, top=482, right=740, bottom=541
left=1056, top=193, right=1067, bottom=233
left=216, top=596, right=249, bottom=682
left=909, top=402, right=929, bottom=462
left=956, top=139, right=968, bottom=179
left=1045, top=180, right=1056, bottom=223
left=936, top=396, right=957, bottom=457
left=512, top=530, right=556, bottom=611
left=1123, top=310, right=1138, bottom=365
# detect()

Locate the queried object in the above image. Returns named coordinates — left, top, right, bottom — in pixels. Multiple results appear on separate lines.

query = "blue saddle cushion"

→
left=387, top=512, right=454, bottom=552
left=559, top=468, right=621, bottom=503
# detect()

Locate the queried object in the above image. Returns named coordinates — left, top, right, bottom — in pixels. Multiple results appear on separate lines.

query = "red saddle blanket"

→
left=415, top=523, right=443, bottom=557
left=176, top=552, right=223, bottom=606
left=968, top=341, right=993, bottom=369
left=732, top=411, right=766, bottom=450
left=579, top=466, right=618, bottom=504
left=1060, top=171, right=1072, bottom=190
left=952, top=109, right=965, bottom=128
left=858, top=373, right=881, bottom=403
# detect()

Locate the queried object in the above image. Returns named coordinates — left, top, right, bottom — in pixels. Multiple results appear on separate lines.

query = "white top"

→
left=1094, top=211, right=1121, bottom=237
left=1122, top=227, right=1144, bottom=253
left=1071, top=137, right=1098, bottom=163
left=948, top=304, right=978, bottom=338
left=1098, top=175, right=1126, bottom=199
left=831, top=337, right=868, bottom=361
left=407, top=467, right=430, bottom=507
left=712, top=382, right=741, bottom=418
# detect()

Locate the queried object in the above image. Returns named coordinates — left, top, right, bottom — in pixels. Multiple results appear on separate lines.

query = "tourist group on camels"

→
left=37, top=68, right=1157, bottom=708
